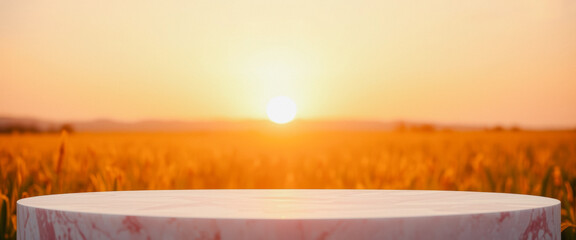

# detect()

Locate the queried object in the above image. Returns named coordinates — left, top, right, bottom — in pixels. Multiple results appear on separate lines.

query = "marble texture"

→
left=17, top=190, right=560, bottom=240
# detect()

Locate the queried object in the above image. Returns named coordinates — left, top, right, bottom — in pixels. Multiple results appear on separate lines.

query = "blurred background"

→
left=1, top=0, right=575, bottom=239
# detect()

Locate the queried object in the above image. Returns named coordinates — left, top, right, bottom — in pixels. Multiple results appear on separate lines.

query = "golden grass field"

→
left=1, top=130, right=575, bottom=239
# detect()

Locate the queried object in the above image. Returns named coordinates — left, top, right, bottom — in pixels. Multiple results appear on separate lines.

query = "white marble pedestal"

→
left=17, top=190, right=560, bottom=239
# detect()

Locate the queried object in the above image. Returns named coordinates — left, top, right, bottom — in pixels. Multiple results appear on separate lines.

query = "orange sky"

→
left=1, top=0, right=575, bottom=127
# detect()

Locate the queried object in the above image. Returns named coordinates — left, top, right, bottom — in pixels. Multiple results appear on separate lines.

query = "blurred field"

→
left=1, top=130, right=575, bottom=239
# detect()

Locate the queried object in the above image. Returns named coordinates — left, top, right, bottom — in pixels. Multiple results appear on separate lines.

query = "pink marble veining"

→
left=17, top=190, right=560, bottom=240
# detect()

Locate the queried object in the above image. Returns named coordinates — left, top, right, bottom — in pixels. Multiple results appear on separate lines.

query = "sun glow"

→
left=266, top=96, right=297, bottom=124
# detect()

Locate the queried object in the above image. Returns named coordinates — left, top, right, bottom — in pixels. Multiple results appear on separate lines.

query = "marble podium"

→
left=17, top=190, right=560, bottom=239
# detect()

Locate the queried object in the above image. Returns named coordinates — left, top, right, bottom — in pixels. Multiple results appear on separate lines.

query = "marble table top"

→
left=17, top=190, right=561, bottom=239
left=18, top=189, right=558, bottom=219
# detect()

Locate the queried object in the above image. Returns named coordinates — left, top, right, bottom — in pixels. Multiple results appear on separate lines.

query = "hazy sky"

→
left=1, top=0, right=575, bottom=127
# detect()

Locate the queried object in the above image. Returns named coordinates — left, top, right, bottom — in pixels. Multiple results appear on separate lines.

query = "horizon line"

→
left=1, top=114, right=575, bottom=130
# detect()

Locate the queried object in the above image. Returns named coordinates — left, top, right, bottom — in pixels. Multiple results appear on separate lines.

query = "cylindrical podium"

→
left=17, top=190, right=560, bottom=239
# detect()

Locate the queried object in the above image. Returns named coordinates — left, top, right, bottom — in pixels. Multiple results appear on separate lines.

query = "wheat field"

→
left=1, top=131, right=575, bottom=239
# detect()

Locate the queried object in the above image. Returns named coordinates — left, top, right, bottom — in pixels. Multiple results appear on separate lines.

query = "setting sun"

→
left=266, top=96, right=297, bottom=124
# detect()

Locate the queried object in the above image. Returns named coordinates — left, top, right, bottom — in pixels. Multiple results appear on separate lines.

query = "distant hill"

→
left=50, top=119, right=403, bottom=132
left=2, top=115, right=555, bottom=133
left=73, top=119, right=272, bottom=132
left=0, top=116, right=62, bottom=133
left=0, top=116, right=54, bottom=129
left=66, top=119, right=500, bottom=132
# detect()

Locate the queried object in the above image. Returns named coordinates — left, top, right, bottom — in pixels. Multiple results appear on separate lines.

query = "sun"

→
left=266, top=96, right=297, bottom=124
